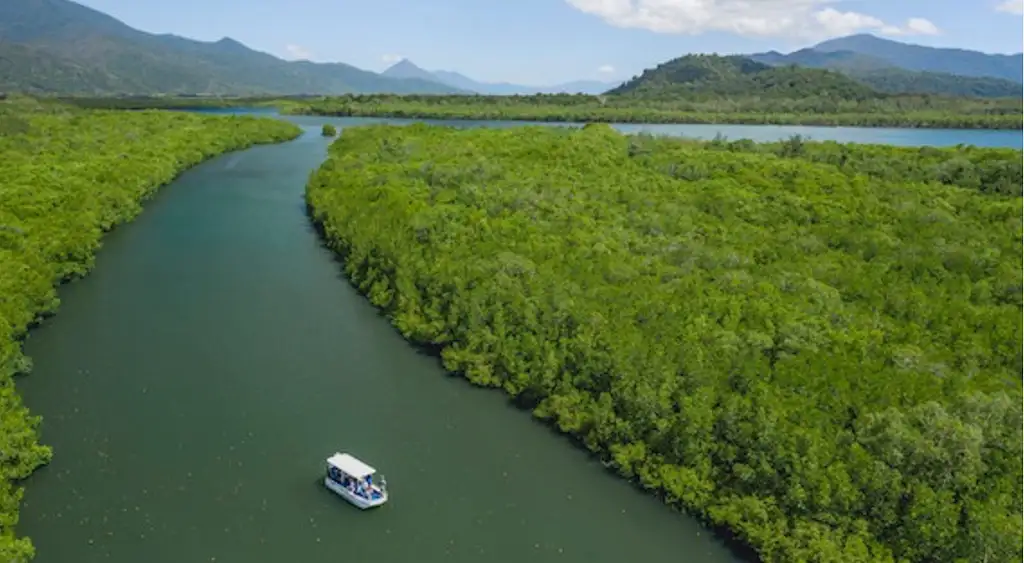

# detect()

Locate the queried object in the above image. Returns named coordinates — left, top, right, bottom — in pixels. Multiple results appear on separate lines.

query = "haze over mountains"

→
left=748, top=34, right=1023, bottom=98
left=382, top=59, right=619, bottom=95
left=0, top=0, right=1020, bottom=98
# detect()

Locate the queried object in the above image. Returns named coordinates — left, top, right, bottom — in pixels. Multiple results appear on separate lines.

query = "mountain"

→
left=0, top=0, right=464, bottom=95
left=382, top=59, right=446, bottom=83
left=749, top=48, right=1023, bottom=98
left=408, top=64, right=617, bottom=95
left=547, top=80, right=621, bottom=95
left=435, top=73, right=617, bottom=95
left=810, top=34, right=1023, bottom=83
left=607, top=54, right=880, bottom=100
left=749, top=49, right=893, bottom=72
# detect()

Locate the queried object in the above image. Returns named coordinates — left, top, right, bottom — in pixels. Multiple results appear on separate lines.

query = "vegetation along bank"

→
left=0, top=97, right=301, bottom=561
left=288, top=93, right=1023, bottom=130
left=306, top=123, right=1023, bottom=563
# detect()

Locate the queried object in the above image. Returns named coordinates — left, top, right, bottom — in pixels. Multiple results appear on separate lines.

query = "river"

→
left=15, top=115, right=1020, bottom=563
left=209, top=108, right=1024, bottom=148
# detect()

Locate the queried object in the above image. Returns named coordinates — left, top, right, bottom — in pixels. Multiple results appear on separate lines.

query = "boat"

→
left=324, top=452, right=388, bottom=509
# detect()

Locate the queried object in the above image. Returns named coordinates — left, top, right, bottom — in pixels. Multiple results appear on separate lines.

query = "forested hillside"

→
left=292, top=93, right=1023, bottom=129
left=0, top=0, right=462, bottom=95
left=0, top=97, right=301, bottom=561
left=607, top=55, right=880, bottom=100
left=748, top=50, right=1024, bottom=98
left=306, top=123, right=1022, bottom=563
left=811, top=34, right=1023, bottom=83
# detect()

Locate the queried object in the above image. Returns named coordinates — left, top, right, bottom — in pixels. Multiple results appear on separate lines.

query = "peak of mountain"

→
left=0, top=0, right=465, bottom=95
left=382, top=59, right=440, bottom=83
left=212, top=37, right=248, bottom=49
left=809, top=34, right=1023, bottom=83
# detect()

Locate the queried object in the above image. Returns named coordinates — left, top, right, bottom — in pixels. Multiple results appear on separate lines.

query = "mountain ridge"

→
left=748, top=46, right=1023, bottom=98
left=1, top=2, right=1019, bottom=99
left=384, top=59, right=619, bottom=95
left=0, top=0, right=464, bottom=95
left=805, top=33, right=1023, bottom=83
left=607, top=54, right=881, bottom=101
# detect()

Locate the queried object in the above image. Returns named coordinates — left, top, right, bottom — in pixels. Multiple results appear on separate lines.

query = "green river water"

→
left=15, top=118, right=741, bottom=563
left=18, top=113, right=1021, bottom=562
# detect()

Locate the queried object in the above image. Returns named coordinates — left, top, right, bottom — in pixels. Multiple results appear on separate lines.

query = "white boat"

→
left=324, top=452, right=388, bottom=509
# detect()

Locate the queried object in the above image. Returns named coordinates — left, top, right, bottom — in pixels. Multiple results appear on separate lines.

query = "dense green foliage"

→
left=0, top=0, right=463, bottom=95
left=321, top=123, right=337, bottom=137
left=849, top=69, right=1023, bottom=98
left=291, top=93, right=1023, bottom=130
left=306, top=124, right=1022, bottom=563
left=748, top=50, right=1024, bottom=98
left=607, top=55, right=880, bottom=100
left=0, top=97, right=300, bottom=562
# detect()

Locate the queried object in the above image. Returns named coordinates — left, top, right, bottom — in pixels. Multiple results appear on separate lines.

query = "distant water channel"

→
left=214, top=107, right=1024, bottom=148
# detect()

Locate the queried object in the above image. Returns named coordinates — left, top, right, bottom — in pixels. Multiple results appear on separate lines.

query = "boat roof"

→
left=326, top=453, right=376, bottom=477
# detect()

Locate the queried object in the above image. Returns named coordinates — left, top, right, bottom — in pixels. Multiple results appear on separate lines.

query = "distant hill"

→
left=0, top=0, right=463, bottom=95
left=544, top=79, right=620, bottom=95
left=749, top=48, right=1023, bottom=98
left=749, top=49, right=893, bottom=73
left=429, top=70, right=529, bottom=95
left=608, top=54, right=880, bottom=100
left=810, top=34, right=1023, bottom=83
left=387, top=60, right=617, bottom=95
left=381, top=59, right=447, bottom=84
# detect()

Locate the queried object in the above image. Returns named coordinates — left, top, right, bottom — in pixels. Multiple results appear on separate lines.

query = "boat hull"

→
left=324, top=477, right=388, bottom=509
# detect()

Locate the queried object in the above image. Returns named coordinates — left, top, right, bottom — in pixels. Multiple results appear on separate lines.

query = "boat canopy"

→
left=326, top=453, right=376, bottom=478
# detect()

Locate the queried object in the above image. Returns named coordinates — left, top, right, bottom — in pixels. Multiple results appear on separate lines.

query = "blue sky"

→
left=77, top=0, right=1023, bottom=85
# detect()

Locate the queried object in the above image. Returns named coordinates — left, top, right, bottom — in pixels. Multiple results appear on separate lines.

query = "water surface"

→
left=17, top=122, right=739, bottom=563
left=17, top=109, right=1019, bottom=562
left=243, top=110, right=1022, bottom=148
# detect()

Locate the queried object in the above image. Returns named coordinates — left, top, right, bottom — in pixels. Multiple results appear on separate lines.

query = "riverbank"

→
left=0, top=97, right=300, bottom=561
left=49, top=93, right=1024, bottom=130
left=305, top=123, right=1023, bottom=563
left=287, top=94, right=1023, bottom=130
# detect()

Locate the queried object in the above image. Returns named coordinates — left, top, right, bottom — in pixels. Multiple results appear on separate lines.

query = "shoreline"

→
left=0, top=104, right=302, bottom=561
left=286, top=107, right=1023, bottom=131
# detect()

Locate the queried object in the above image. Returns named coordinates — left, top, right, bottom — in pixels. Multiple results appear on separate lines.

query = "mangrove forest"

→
left=306, top=123, right=1023, bottom=563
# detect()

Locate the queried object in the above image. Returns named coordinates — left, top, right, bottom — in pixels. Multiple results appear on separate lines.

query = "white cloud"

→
left=597, top=64, right=615, bottom=73
left=283, top=44, right=312, bottom=60
left=564, top=0, right=940, bottom=39
left=996, top=0, right=1024, bottom=15
left=381, top=54, right=403, bottom=64
left=903, top=17, right=940, bottom=36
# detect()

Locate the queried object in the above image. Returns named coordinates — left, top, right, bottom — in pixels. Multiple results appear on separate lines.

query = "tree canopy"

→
left=306, top=123, right=1023, bottom=563
left=0, top=96, right=300, bottom=561
left=607, top=55, right=880, bottom=100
